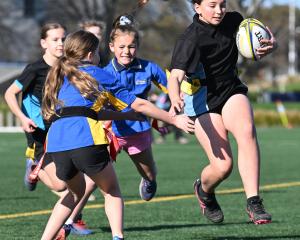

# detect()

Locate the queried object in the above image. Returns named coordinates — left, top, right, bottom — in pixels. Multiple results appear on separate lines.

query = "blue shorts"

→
left=183, top=87, right=209, bottom=117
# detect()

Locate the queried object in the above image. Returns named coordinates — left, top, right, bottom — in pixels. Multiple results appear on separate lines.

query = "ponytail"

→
left=42, top=57, right=65, bottom=120
left=42, top=30, right=107, bottom=120
left=110, top=14, right=139, bottom=46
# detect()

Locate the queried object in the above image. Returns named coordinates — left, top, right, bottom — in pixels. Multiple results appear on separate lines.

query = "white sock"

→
left=65, top=218, right=73, bottom=225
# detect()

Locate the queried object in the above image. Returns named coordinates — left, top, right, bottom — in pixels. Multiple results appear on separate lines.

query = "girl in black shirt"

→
left=168, top=0, right=277, bottom=225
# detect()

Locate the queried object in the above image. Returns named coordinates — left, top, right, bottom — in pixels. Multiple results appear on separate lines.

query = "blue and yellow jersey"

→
left=103, top=58, right=167, bottom=137
left=46, top=65, right=136, bottom=152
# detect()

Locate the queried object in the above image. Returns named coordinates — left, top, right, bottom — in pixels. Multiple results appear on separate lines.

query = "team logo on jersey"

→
left=135, top=79, right=147, bottom=85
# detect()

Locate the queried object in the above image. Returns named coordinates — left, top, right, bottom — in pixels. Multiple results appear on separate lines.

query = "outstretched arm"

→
left=131, top=98, right=194, bottom=134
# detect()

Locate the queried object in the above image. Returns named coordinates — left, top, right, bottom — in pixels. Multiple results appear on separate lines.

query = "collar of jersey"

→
left=112, top=58, right=142, bottom=72
left=193, top=13, right=217, bottom=36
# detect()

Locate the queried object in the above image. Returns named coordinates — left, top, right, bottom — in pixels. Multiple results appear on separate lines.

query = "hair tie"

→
left=119, top=15, right=133, bottom=26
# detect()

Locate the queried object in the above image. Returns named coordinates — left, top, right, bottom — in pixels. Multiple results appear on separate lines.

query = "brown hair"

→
left=79, top=20, right=104, bottom=31
left=191, top=0, right=203, bottom=4
left=40, top=22, right=66, bottom=40
left=110, top=14, right=139, bottom=46
left=42, top=30, right=106, bottom=120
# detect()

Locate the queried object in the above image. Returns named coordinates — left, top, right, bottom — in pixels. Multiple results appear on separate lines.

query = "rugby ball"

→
left=236, top=18, right=271, bottom=61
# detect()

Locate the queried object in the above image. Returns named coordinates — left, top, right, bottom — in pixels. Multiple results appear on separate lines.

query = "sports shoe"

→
left=246, top=196, right=272, bottom=224
left=194, top=179, right=224, bottom=223
left=71, top=219, right=93, bottom=235
left=139, top=178, right=157, bottom=201
left=24, top=158, right=38, bottom=191
left=113, top=236, right=124, bottom=240
left=55, top=224, right=72, bottom=240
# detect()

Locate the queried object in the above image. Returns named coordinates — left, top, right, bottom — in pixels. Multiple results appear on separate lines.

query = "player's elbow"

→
left=4, top=88, right=12, bottom=104
left=131, top=98, right=149, bottom=113
left=4, top=84, right=18, bottom=104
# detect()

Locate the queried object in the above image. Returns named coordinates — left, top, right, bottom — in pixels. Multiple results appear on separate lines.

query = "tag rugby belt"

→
left=50, top=106, right=99, bottom=122
left=50, top=106, right=169, bottom=136
left=48, top=106, right=169, bottom=162
left=181, top=69, right=239, bottom=95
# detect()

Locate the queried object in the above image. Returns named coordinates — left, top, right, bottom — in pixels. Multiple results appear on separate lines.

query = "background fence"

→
left=0, top=111, right=22, bottom=132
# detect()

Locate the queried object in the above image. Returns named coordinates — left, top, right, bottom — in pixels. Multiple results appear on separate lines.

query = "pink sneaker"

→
left=71, top=219, right=93, bottom=235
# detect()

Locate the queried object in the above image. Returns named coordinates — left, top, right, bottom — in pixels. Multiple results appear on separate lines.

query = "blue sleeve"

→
left=151, top=62, right=168, bottom=94
left=95, top=67, right=137, bottom=111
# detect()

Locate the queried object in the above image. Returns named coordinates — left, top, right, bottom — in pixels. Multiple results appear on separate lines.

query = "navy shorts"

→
left=48, top=144, right=110, bottom=181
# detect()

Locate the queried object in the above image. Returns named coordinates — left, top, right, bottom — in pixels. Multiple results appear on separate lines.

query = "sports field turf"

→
left=0, top=128, right=299, bottom=239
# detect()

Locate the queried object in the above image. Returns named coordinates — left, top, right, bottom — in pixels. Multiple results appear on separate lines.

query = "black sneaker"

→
left=139, top=178, right=157, bottom=201
left=246, top=196, right=272, bottom=224
left=193, top=179, right=224, bottom=223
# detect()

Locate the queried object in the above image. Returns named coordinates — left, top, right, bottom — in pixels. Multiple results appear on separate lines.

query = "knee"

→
left=64, top=191, right=84, bottom=206
left=215, top=162, right=233, bottom=180
left=51, top=181, right=67, bottom=192
left=101, top=183, right=121, bottom=198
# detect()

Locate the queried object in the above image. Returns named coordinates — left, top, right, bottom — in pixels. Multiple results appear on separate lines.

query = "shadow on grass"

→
left=138, top=189, right=285, bottom=199
left=99, top=221, right=251, bottom=233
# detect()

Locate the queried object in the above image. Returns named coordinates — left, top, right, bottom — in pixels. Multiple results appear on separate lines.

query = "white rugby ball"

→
left=236, top=18, right=271, bottom=61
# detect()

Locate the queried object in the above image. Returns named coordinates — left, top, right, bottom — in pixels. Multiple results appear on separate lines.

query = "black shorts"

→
left=183, top=77, right=248, bottom=117
left=25, top=132, right=35, bottom=149
left=31, top=128, right=47, bottom=161
left=48, top=144, right=110, bottom=181
left=26, top=129, right=53, bottom=168
left=207, top=79, right=248, bottom=114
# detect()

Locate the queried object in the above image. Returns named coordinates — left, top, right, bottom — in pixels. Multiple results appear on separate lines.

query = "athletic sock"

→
left=65, top=218, right=73, bottom=225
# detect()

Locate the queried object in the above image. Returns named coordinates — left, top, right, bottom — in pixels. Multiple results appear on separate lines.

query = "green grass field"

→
left=0, top=128, right=300, bottom=240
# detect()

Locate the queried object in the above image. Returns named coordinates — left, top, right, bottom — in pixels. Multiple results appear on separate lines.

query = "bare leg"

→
left=40, top=162, right=67, bottom=191
left=68, top=174, right=96, bottom=221
left=129, top=147, right=156, bottom=181
left=90, top=161, right=123, bottom=238
left=41, top=173, right=86, bottom=240
left=42, top=163, right=96, bottom=229
left=194, top=113, right=233, bottom=193
left=222, top=94, right=260, bottom=198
